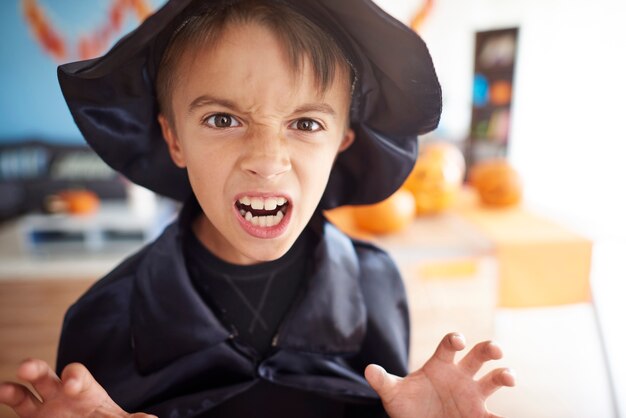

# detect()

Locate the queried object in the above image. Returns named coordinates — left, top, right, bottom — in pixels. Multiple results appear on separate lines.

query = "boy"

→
left=0, top=0, right=514, bottom=417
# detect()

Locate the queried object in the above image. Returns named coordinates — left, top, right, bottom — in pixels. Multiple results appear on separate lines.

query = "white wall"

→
left=374, top=0, right=626, bottom=241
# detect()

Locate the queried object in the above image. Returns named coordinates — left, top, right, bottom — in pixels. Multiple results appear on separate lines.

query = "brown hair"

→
left=156, top=0, right=355, bottom=123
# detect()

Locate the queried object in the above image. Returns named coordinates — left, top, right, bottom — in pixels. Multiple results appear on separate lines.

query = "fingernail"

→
left=504, top=368, right=517, bottom=384
left=488, top=340, right=503, bottom=358
left=452, top=333, right=466, bottom=345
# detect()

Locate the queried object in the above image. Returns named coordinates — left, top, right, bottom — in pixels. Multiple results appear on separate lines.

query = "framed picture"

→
left=466, top=27, right=519, bottom=167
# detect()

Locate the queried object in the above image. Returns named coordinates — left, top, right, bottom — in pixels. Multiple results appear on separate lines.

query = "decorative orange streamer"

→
left=21, top=0, right=153, bottom=62
left=410, top=0, right=435, bottom=33
left=22, top=0, right=66, bottom=60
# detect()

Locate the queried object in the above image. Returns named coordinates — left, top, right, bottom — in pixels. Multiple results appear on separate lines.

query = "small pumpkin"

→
left=469, top=159, right=522, bottom=207
left=403, top=142, right=466, bottom=215
left=59, top=189, right=100, bottom=214
left=353, top=188, right=416, bottom=234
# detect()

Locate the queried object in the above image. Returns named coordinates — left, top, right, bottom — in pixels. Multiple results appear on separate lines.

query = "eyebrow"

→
left=187, top=95, right=337, bottom=119
left=187, top=95, right=242, bottom=115
left=292, top=103, right=337, bottom=119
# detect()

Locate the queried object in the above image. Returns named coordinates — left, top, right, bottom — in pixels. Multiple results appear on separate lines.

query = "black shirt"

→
left=184, top=220, right=311, bottom=356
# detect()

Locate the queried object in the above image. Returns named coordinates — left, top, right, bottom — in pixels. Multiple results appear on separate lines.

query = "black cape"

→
left=56, top=211, right=410, bottom=417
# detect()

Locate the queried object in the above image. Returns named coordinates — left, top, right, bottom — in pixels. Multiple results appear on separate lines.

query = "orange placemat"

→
left=453, top=189, right=592, bottom=307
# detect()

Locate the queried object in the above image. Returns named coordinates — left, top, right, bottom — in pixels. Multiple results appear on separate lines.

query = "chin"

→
left=247, top=242, right=292, bottom=263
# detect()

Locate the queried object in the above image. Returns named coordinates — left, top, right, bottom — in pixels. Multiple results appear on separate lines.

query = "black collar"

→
left=130, top=201, right=366, bottom=374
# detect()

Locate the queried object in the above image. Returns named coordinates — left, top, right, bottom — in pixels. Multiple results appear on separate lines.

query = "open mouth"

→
left=235, top=196, right=289, bottom=228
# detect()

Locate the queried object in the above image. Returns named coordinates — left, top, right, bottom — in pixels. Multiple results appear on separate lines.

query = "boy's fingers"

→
left=431, top=333, right=465, bottom=364
left=16, top=358, right=61, bottom=401
left=0, top=382, right=41, bottom=417
left=364, top=364, right=401, bottom=400
left=458, top=341, right=503, bottom=376
left=478, top=368, right=516, bottom=397
left=60, top=363, right=97, bottom=396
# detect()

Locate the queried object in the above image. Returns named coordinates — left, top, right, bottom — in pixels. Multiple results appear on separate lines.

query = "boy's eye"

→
left=204, top=113, right=241, bottom=128
left=290, top=118, right=322, bottom=132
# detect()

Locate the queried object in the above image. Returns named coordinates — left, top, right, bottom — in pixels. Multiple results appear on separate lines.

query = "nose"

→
left=239, top=130, right=291, bottom=179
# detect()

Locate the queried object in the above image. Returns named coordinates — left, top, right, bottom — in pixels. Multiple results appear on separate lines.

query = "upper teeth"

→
left=239, top=196, right=287, bottom=210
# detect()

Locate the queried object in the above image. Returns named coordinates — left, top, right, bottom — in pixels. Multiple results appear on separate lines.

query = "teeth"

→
left=264, top=197, right=277, bottom=211
left=238, top=196, right=288, bottom=209
left=250, top=197, right=264, bottom=210
left=237, top=195, right=289, bottom=228
left=241, top=211, right=285, bottom=228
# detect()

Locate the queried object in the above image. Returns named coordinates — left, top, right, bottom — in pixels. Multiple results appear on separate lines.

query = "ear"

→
left=338, top=128, right=355, bottom=153
left=158, top=114, right=186, bottom=168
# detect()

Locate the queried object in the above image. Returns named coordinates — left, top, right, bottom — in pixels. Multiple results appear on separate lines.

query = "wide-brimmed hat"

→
left=58, top=0, right=441, bottom=208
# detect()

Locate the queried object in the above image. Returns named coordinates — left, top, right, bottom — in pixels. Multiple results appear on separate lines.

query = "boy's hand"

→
left=0, top=359, right=156, bottom=418
left=365, top=333, right=515, bottom=418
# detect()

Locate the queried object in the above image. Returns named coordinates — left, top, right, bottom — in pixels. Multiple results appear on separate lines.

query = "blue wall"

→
left=0, top=0, right=166, bottom=144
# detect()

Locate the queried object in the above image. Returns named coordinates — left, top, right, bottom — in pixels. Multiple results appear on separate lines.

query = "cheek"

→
left=295, top=145, right=338, bottom=195
left=185, top=150, right=232, bottom=200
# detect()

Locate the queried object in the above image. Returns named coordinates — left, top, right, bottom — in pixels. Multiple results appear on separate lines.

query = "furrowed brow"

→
left=187, top=95, right=242, bottom=115
left=292, top=103, right=337, bottom=119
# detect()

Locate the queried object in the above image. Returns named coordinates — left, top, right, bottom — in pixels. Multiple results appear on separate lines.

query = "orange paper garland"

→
left=21, top=0, right=153, bottom=62
left=410, top=0, right=435, bottom=32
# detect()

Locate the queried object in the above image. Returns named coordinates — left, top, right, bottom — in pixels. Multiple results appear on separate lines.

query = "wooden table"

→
left=0, top=278, right=96, bottom=418
left=0, top=218, right=135, bottom=418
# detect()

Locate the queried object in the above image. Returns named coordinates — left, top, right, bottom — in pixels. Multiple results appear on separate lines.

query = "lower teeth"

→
left=241, top=210, right=284, bottom=227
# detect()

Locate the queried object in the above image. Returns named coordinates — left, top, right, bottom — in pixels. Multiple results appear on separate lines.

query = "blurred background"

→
left=0, top=0, right=624, bottom=417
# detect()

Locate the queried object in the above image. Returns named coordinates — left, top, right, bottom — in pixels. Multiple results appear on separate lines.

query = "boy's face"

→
left=159, top=22, right=354, bottom=265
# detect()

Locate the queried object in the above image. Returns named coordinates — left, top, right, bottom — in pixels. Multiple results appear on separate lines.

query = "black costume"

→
left=56, top=198, right=410, bottom=417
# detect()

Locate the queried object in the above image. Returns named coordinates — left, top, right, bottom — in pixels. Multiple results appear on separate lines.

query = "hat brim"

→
left=58, top=0, right=441, bottom=208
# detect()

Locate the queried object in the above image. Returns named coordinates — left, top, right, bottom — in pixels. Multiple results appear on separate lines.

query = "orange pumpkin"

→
left=353, top=188, right=416, bottom=234
left=59, top=189, right=100, bottom=214
left=469, top=159, right=522, bottom=207
left=403, top=142, right=466, bottom=215
left=324, top=206, right=374, bottom=241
